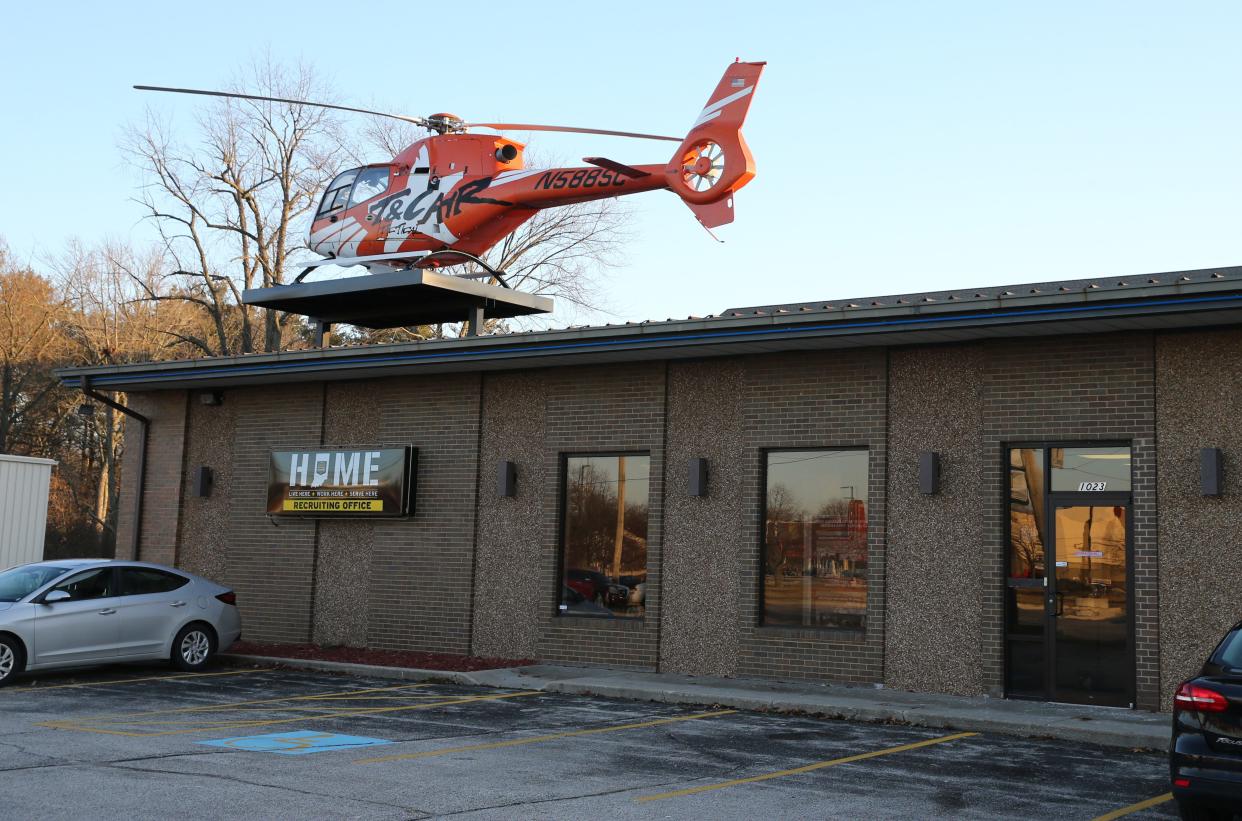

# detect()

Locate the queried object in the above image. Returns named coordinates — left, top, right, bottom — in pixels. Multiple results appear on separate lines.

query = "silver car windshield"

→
left=0, top=565, right=71, bottom=602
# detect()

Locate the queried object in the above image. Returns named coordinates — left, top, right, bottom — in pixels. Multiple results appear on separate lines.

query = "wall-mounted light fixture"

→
left=198, top=391, right=224, bottom=406
left=688, top=458, right=709, bottom=497
left=192, top=466, right=213, bottom=498
left=919, top=451, right=940, bottom=495
left=498, top=460, right=517, bottom=497
left=1201, top=448, right=1223, bottom=496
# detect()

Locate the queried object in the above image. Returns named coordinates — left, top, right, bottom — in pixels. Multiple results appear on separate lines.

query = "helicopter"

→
left=136, top=60, right=764, bottom=282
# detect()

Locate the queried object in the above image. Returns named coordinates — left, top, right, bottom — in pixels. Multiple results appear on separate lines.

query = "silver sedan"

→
left=0, top=559, right=242, bottom=686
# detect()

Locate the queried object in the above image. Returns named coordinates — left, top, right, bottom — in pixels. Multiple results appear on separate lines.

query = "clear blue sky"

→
left=2, top=1, right=1239, bottom=324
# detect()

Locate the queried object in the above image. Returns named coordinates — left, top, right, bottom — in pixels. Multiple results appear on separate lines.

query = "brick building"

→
left=59, top=266, right=1242, bottom=712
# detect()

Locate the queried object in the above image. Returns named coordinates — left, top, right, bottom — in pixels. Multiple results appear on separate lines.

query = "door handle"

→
left=98, top=608, right=116, bottom=615
left=1054, top=592, right=1065, bottom=617
left=169, top=601, right=187, bottom=608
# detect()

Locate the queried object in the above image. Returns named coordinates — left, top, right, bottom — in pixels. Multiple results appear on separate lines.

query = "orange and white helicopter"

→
left=137, top=60, right=763, bottom=282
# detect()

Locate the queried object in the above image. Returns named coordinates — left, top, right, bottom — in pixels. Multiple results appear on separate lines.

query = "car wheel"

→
left=0, top=636, right=23, bottom=687
left=171, top=623, right=216, bottom=672
left=1177, top=799, right=1233, bottom=821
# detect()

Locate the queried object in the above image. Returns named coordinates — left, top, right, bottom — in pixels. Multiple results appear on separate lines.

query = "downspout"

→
left=80, top=377, right=149, bottom=560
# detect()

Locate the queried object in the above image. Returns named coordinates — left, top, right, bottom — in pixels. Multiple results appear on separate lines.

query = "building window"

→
left=1008, top=447, right=1046, bottom=583
left=762, top=449, right=869, bottom=630
left=1049, top=446, right=1131, bottom=492
left=559, top=454, right=650, bottom=619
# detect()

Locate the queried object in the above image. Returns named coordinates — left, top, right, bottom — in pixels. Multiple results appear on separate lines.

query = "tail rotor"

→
left=680, top=140, right=727, bottom=193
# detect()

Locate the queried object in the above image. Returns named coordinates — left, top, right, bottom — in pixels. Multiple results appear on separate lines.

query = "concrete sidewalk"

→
left=222, top=654, right=1170, bottom=751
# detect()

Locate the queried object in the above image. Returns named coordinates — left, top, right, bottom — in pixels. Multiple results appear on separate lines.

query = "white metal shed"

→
left=0, top=454, right=56, bottom=570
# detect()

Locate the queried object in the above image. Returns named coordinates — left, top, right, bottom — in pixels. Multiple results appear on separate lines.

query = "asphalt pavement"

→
left=0, top=664, right=1179, bottom=820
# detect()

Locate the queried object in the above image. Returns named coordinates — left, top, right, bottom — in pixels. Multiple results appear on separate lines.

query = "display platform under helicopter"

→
left=241, top=251, right=552, bottom=343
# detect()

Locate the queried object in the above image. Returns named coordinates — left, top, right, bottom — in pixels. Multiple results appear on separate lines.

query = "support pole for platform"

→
left=465, top=306, right=485, bottom=337
left=310, top=318, right=331, bottom=347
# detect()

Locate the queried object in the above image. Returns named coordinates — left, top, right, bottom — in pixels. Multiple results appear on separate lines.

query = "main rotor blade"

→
left=133, top=85, right=428, bottom=126
left=464, top=122, right=681, bottom=142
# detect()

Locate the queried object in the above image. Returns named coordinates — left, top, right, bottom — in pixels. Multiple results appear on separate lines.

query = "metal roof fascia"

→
left=57, top=277, right=1242, bottom=386
left=56, top=290, right=1242, bottom=391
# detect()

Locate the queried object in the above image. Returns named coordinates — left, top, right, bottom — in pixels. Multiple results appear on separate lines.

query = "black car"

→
left=1171, top=620, right=1242, bottom=820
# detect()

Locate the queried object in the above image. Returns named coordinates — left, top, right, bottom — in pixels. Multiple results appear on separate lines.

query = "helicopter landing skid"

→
left=413, top=251, right=510, bottom=288
left=293, top=250, right=510, bottom=288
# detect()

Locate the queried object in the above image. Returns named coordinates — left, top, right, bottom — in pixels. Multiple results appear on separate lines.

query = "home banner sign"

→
left=267, top=447, right=414, bottom=517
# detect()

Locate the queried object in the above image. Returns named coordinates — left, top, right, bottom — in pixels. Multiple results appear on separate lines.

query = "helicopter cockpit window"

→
left=347, top=167, right=391, bottom=208
left=317, top=169, right=359, bottom=217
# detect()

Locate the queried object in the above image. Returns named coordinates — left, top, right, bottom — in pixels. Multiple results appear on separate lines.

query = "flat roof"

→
left=58, top=264, right=1242, bottom=392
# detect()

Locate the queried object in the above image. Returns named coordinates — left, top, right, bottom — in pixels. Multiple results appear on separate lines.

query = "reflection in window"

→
left=1008, top=448, right=1045, bottom=579
left=120, top=568, right=189, bottom=596
left=762, top=450, right=868, bottom=630
left=51, top=568, right=114, bottom=601
left=317, top=169, right=359, bottom=216
left=559, top=455, right=649, bottom=619
left=348, top=167, right=391, bottom=208
left=1050, top=447, right=1131, bottom=492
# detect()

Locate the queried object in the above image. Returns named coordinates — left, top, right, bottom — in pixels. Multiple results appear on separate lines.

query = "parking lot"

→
left=0, top=664, right=1178, bottom=820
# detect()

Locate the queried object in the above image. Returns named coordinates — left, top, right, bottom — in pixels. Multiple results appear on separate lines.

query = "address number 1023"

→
left=1078, top=481, right=1107, bottom=491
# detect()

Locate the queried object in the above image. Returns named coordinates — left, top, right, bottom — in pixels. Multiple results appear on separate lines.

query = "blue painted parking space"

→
left=198, top=729, right=393, bottom=755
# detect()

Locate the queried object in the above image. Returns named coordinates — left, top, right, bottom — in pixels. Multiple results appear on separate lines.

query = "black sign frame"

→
left=266, top=446, right=416, bottom=518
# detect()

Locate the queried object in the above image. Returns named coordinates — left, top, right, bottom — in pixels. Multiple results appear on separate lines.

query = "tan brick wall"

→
left=660, top=359, right=744, bottom=676
left=114, top=391, right=188, bottom=565
left=177, top=392, right=237, bottom=582
left=471, top=371, right=547, bottom=660
left=885, top=345, right=985, bottom=696
left=734, top=349, right=889, bottom=684
left=103, top=327, right=1193, bottom=709
left=1157, top=329, right=1242, bottom=710
left=314, top=381, right=382, bottom=647
left=222, top=383, right=324, bottom=644
left=535, top=362, right=666, bottom=670
left=366, top=374, right=482, bottom=655
left=978, top=332, right=1158, bottom=708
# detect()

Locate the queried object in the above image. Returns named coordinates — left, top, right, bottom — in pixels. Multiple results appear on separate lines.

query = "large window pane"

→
left=762, top=449, right=869, bottom=630
left=559, top=455, right=649, bottom=619
left=1050, top=446, right=1131, bottom=492
left=1008, top=448, right=1045, bottom=580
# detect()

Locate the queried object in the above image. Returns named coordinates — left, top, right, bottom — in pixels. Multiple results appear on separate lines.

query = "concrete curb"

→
left=222, top=654, right=1170, bottom=751
left=219, top=654, right=489, bottom=687
left=534, top=680, right=1170, bottom=750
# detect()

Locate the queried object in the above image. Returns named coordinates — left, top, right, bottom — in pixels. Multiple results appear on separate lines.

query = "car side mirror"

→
left=41, top=590, right=70, bottom=604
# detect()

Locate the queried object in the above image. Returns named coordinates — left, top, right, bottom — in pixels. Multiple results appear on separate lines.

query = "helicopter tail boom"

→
left=667, top=61, right=765, bottom=229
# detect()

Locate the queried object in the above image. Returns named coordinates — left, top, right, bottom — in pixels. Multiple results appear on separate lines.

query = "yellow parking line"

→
left=9, top=667, right=275, bottom=692
left=356, top=708, right=738, bottom=764
left=41, top=681, right=435, bottom=723
left=637, top=731, right=979, bottom=802
left=41, top=690, right=541, bottom=737
left=1091, top=792, right=1173, bottom=821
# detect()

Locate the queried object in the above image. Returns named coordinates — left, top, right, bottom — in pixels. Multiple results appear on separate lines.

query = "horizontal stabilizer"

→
left=583, top=156, right=650, bottom=179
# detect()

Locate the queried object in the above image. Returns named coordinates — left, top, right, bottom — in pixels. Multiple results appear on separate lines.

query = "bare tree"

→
left=51, top=241, right=203, bottom=550
left=0, top=240, right=68, bottom=455
left=123, top=57, right=351, bottom=355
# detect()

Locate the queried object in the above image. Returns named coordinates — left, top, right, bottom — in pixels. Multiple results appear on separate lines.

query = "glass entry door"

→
left=1005, top=446, right=1133, bottom=707
left=1050, top=504, right=1130, bottom=705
